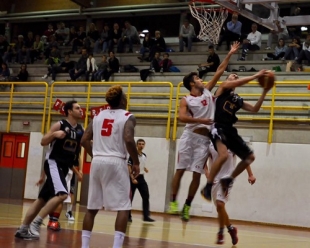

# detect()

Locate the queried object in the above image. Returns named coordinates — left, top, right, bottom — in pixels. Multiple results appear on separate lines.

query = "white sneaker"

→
left=65, top=211, right=75, bottom=221
left=42, top=74, right=48, bottom=79
left=29, top=219, right=42, bottom=237
left=15, top=226, right=39, bottom=240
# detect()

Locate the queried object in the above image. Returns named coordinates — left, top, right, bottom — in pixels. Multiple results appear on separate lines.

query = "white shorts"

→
left=211, top=181, right=232, bottom=205
left=177, top=130, right=210, bottom=174
left=64, top=168, right=73, bottom=203
left=87, top=156, right=131, bottom=211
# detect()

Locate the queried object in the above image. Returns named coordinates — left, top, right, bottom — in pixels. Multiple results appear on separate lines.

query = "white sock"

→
left=34, top=216, right=43, bottom=223
left=67, top=203, right=73, bottom=212
left=113, top=231, right=125, bottom=248
left=81, top=230, right=91, bottom=248
left=20, top=224, right=29, bottom=230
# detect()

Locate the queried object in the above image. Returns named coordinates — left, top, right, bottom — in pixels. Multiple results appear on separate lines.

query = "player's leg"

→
left=82, top=209, right=99, bottom=248
left=66, top=173, right=75, bottom=221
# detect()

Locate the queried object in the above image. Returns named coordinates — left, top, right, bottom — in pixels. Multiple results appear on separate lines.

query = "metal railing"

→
left=0, top=82, right=48, bottom=133
left=47, top=82, right=174, bottom=139
left=173, top=81, right=310, bottom=143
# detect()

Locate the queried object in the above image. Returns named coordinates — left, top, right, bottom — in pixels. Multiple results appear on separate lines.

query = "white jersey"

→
left=209, top=143, right=235, bottom=184
left=92, top=109, right=132, bottom=159
left=184, top=88, right=215, bottom=131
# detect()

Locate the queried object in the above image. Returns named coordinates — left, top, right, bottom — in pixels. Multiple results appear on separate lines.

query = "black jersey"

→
left=214, top=89, right=243, bottom=125
left=46, top=119, right=84, bottom=167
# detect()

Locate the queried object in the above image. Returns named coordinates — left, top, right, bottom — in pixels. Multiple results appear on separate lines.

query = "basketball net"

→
left=189, top=1, right=229, bottom=44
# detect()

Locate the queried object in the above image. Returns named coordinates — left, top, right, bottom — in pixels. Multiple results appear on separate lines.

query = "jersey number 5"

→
left=101, top=119, right=114, bottom=136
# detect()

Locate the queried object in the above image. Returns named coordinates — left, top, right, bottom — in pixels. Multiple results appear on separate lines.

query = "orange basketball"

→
left=258, top=70, right=275, bottom=90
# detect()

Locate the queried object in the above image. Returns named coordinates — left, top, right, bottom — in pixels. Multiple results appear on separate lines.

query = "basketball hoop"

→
left=189, top=0, right=229, bottom=44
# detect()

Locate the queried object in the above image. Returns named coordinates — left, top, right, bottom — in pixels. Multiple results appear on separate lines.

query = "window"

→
left=3, top=142, right=13, bottom=157
left=16, top=142, right=26, bottom=158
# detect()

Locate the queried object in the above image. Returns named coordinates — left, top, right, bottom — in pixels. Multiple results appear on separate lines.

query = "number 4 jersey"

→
left=92, top=109, right=133, bottom=159
left=46, top=119, right=84, bottom=167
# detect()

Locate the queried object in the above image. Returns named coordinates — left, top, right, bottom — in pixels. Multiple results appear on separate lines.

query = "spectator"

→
left=31, top=35, right=44, bottom=63
left=0, top=62, right=10, bottom=89
left=140, top=52, right=161, bottom=82
left=238, top=23, right=261, bottom=61
left=148, top=30, right=166, bottom=61
left=71, top=26, right=86, bottom=54
left=43, top=24, right=55, bottom=39
left=93, top=55, right=108, bottom=81
left=44, top=35, right=58, bottom=59
left=295, top=34, right=310, bottom=66
left=16, top=64, right=29, bottom=81
left=0, top=35, right=9, bottom=58
left=217, top=12, right=242, bottom=51
left=18, top=45, right=30, bottom=64
left=14, top=35, right=25, bottom=63
left=284, top=37, right=301, bottom=60
left=42, top=54, right=75, bottom=84
left=68, top=48, right=88, bottom=81
left=288, top=7, right=302, bottom=38
left=109, top=23, right=122, bottom=52
left=197, top=45, right=220, bottom=78
left=263, top=38, right=287, bottom=61
left=45, top=45, right=61, bottom=66
left=67, top=26, right=78, bottom=46
left=55, top=22, right=70, bottom=45
left=137, top=32, right=153, bottom=62
left=266, top=19, right=289, bottom=50
left=179, top=19, right=196, bottom=52
left=86, top=23, right=100, bottom=47
left=94, top=24, right=110, bottom=54
left=102, top=51, right=119, bottom=81
left=25, top=32, right=34, bottom=50
left=159, top=52, right=173, bottom=72
left=85, top=53, right=98, bottom=81
left=117, top=21, right=140, bottom=53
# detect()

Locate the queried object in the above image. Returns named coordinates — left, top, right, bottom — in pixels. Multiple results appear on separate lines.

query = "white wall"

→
left=24, top=132, right=44, bottom=199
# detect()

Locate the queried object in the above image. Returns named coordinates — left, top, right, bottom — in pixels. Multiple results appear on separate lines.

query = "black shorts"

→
left=211, top=123, right=253, bottom=160
left=38, top=160, right=69, bottom=202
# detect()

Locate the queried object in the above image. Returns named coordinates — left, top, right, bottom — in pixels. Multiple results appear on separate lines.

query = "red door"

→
left=0, top=133, right=29, bottom=200
left=80, top=150, right=92, bottom=205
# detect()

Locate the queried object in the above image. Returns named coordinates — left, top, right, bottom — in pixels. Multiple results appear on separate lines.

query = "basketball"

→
left=258, top=70, right=275, bottom=90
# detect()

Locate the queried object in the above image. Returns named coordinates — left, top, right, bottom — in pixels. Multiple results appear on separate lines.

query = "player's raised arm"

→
left=242, top=88, right=269, bottom=113
left=205, top=41, right=240, bottom=91
left=81, top=121, right=93, bottom=157
left=40, top=121, right=61, bottom=146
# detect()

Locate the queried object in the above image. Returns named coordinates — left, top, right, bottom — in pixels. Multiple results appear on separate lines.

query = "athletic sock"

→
left=67, top=203, right=73, bottom=212
left=34, top=216, right=43, bottom=224
left=219, top=227, right=224, bottom=234
left=185, top=196, right=194, bottom=206
left=20, top=224, right=29, bottom=230
left=49, top=212, right=60, bottom=221
left=171, top=194, right=177, bottom=202
left=227, top=224, right=234, bottom=231
left=113, top=231, right=125, bottom=248
left=81, top=230, right=91, bottom=248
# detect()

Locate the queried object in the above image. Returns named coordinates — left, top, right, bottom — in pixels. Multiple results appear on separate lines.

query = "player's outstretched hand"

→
left=132, top=164, right=140, bottom=178
left=53, top=130, right=66, bottom=139
left=248, top=175, right=256, bottom=185
left=229, top=41, right=240, bottom=54
left=254, top=69, right=268, bottom=79
left=200, top=118, right=214, bottom=125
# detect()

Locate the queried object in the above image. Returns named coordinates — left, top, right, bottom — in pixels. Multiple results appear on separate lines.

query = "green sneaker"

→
left=168, top=201, right=179, bottom=214
left=181, top=204, right=191, bottom=222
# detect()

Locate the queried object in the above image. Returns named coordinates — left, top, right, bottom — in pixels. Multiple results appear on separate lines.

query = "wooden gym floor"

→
left=0, top=200, right=309, bottom=248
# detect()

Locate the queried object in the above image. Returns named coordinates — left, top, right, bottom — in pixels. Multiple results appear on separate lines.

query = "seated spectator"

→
left=266, top=19, right=289, bottom=50
left=284, top=37, right=301, bottom=60
left=159, top=53, right=173, bottom=72
left=67, top=26, right=78, bottom=46
left=93, top=55, right=108, bottom=81
left=86, top=23, right=100, bottom=50
left=217, top=12, right=242, bottom=51
left=140, top=52, right=161, bottom=82
left=45, top=45, right=61, bottom=66
left=117, top=21, right=140, bottom=53
left=43, top=24, right=55, bottom=40
left=44, top=35, right=58, bottom=59
left=102, top=51, right=119, bottom=81
left=288, top=7, right=302, bottom=38
left=94, top=24, right=110, bottom=54
left=18, top=45, right=30, bottom=64
left=148, top=30, right=166, bottom=61
left=109, top=23, right=122, bottom=52
left=16, top=64, right=29, bottom=82
left=0, top=35, right=9, bottom=58
left=137, top=32, right=153, bottom=62
left=71, top=26, right=86, bottom=54
left=42, top=54, right=75, bottom=84
left=0, top=62, right=10, bottom=89
left=263, top=38, right=287, bottom=60
left=55, top=22, right=69, bottom=45
left=197, top=45, right=220, bottom=78
left=14, top=35, right=25, bottom=63
left=238, top=23, right=261, bottom=61
left=85, top=53, right=98, bottom=81
left=31, top=35, right=44, bottom=63
left=179, top=19, right=196, bottom=52
left=68, top=48, right=88, bottom=81
left=295, top=34, right=310, bottom=66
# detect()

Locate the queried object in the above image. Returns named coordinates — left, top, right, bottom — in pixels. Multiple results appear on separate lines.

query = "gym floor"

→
left=1, top=200, right=309, bottom=248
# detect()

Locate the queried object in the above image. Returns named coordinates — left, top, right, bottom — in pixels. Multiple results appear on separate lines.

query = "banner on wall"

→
left=90, top=104, right=110, bottom=119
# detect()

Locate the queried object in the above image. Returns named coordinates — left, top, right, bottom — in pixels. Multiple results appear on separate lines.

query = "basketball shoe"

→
left=168, top=201, right=179, bottom=214
left=47, top=220, right=61, bottom=231
left=65, top=211, right=75, bottom=221
left=29, top=218, right=43, bottom=237
left=200, top=183, right=212, bottom=201
left=216, top=232, right=224, bottom=244
left=228, top=226, right=238, bottom=245
left=181, top=204, right=190, bottom=222
left=15, top=226, right=39, bottom=240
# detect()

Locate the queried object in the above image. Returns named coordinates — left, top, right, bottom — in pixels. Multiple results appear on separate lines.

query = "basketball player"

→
left=201, top=70, right=269, bottom=201
left=128, top=139, right=154, bottom=223
left=207, top=143, right=256, bottom=245
left=81, top=85, right=140, bottom=248
left=168, top=42, right=240, bottom=222
left=15, top=100, right=84, bottom=239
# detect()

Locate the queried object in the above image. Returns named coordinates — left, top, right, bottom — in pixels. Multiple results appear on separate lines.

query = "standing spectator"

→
left=109, top=23, right=122, bottom=52
left=55, top=22, right=69, bottom=45
left=16, top=64, right=29, bottom=82
left=0, top=35, right=9, bottom=58
left=117, top=21, right=140, bottom=53
left=71, top=26, right=86, bottom=54
left=93, top=55, right=108, bottom=81
left=30, top=35, right=44, bottom=63
left=238, top=23, right=261, bottom=61
left=137, top=32, right=153, bottom=62
left=284, top=37, right=301, bottom=60
left=128, top=139, right=155, bottom=223
left=217, top=12, right=242, bottom=51
left=266, top=19, right=289, bottom=50
left=179, top=19, right=196, bottom=52
left=197, top=45, right=220, bottom=78
left=288, top=7, right=302, bottom=38
left=295, top=34, right=310, bottom=66
left=85, top=53, right=98, bottom=81
left=263, top=38, right=287, bottom=60
left=102, top=51, right=119, bottom=81
left=94, top=24, right=110, bottom=54
left=43, top=24, right=55, bottom=39
left=42, top=54, right=75, bottom=84
left=68, top=48, right=88, bottom=81
left=159, top=53, right=173, bottom=72
left=147, top=31, right=166, bottom=61
left=140, top=52, right=161, bottom=82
